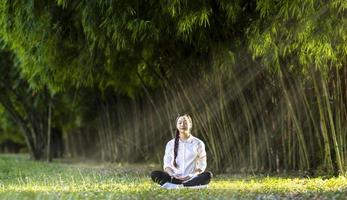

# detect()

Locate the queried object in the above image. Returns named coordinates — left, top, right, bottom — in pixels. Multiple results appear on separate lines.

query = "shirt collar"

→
left=180, top=135, right=193, bottom=143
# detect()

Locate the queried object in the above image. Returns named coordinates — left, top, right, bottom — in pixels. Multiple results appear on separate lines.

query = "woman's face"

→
left=176, top=116, right=191, bottom=132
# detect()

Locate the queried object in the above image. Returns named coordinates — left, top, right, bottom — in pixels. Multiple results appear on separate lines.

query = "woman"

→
left=151, top=114, right=213, bottom=189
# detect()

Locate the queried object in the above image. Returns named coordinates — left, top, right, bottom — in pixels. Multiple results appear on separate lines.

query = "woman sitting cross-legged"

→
left=151, top=114, right=213, bottom=189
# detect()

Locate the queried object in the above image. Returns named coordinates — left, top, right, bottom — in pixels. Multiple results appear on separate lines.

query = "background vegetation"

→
left=0, top=0, right=346, bottom=176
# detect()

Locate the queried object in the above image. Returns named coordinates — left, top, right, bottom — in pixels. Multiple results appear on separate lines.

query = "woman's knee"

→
left=203, top=171, right=213, bottom=179
left=151, top=170, right=162, bottom=180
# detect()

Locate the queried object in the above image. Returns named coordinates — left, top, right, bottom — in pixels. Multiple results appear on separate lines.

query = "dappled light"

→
left=1, top=155, right=347, bottom=199
left=0, top=0, right=346, bottom=199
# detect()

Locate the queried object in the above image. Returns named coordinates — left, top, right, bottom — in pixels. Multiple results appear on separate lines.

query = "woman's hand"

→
left=194, top=169, right=202, bottom=174
left=175, top=175, right=190, bottom=181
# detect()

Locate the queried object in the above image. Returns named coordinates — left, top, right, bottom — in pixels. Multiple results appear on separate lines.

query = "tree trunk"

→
left=0, top=91, right=49, bottom=161
left=46, top=100, right=52, bottom=162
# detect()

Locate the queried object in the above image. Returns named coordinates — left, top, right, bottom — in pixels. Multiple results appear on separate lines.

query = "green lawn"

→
left=0, top=154, right=346, bottom=199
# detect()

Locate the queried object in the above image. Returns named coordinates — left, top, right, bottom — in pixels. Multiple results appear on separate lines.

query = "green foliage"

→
left=0, top=0, right=345, bottom=94
left=0, top=0, right=248, bottom=96
left=248, top=0, right=347, bottom=73
left=0, top=47, right=64, bottom=159
left=0, top=1, right=163, bottom=96
left=0, top=0, right=346, bottom=173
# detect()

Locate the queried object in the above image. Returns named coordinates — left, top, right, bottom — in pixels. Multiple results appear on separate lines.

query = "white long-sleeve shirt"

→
left=163, top=135, right=207, bottom=178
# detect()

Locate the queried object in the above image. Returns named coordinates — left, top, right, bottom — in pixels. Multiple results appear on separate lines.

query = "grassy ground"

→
left=0, top=154, right=347, bottom=199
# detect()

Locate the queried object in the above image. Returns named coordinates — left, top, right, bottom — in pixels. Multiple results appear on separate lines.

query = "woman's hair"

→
left=173, top=128, right=180, bottom=167
left=173, top=114, right=192, bottom=168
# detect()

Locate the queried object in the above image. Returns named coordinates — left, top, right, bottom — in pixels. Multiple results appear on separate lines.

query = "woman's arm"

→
left=195, top=141, right=207, bottom=172
left=163, top=141, right=174, bottom=174
left=184, top=142, right=207, bottom=179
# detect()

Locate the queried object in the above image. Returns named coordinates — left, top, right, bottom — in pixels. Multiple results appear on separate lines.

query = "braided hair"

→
left=173, top=114, right=192, bottom=168
left=173, top=128, right=180, bottom=167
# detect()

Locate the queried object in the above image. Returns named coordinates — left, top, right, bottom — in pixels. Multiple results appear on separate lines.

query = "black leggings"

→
left=151, top=170, right=213, bottom=187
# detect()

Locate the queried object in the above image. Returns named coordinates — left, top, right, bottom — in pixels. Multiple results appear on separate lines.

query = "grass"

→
left=0, top=154, right=347, bottom=199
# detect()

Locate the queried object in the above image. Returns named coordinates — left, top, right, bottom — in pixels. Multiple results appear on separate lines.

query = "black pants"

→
left=151, top=170, right=213, bottom=187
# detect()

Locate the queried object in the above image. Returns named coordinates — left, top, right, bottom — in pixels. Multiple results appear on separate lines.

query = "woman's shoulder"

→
left=191, top=136, right=205, bottom=145
left=166, top=138, right=175, bottom=145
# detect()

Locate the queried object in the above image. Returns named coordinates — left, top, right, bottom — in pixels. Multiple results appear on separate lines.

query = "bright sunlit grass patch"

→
left=0, top=154, right=347, bottom=199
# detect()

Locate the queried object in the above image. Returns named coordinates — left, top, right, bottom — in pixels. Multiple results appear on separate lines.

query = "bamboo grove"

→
left=0, top=0, right=346, bottom=174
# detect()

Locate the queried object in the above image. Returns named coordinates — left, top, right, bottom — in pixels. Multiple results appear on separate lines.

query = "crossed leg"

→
left=151, top=170, right=213, bottom=186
